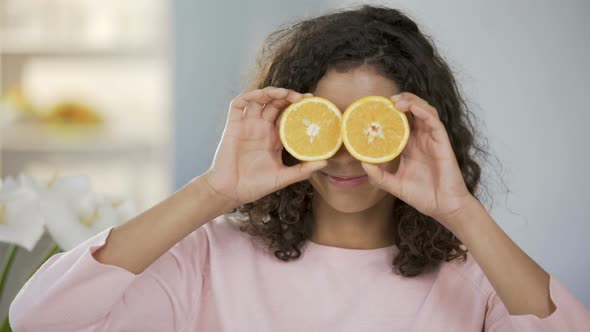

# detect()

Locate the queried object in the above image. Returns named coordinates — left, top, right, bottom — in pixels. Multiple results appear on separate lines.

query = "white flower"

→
left=40, top=176, right=136, bottom=251
left=0, top=176, right=45, bottom=251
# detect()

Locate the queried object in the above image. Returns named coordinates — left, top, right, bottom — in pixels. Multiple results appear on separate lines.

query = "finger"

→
left=261, top=98, right=290, bottom=123
left=263, top=86, right=293, bottom=104
left=244, top=101, right=265, bottom=118
left=230, top=87, right=289, bottom=121
left=361, top=162, right=403, bottom=198
left=245, top=87, right=289, bottom=118
left=260, top=88, right=304, bottom=122
left=392, top=97, right=444, bottom=132
left=284, top=90, right=304, bottom=104
left=229, top=90, right=268, bottom=120
left=408, top=113, right=416, bottom=130
left=391, top=92, right=439, bottom=119
left=408, top=103, right=446, bottom=134
left=273, top=91, right=306, bottom=128
left=276, top=160, right=327, bottom=189
left=263, top=90, right=305, bottom=123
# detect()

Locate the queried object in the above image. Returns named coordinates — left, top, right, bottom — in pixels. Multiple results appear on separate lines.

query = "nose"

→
left=329, top=144, right=357, bottom=164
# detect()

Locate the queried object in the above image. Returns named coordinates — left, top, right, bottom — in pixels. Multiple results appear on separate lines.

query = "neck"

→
left=309, top=193, right=396, bottom=249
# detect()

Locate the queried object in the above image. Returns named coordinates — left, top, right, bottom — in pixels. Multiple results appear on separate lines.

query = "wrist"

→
left=439, top=195, right=485, bottom=237
left=187, top=173, right=239, bottom=214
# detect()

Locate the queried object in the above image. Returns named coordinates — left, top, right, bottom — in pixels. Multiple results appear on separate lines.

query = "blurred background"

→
left=1, top=0, right=589, bottom=314
left=0, top=0, right=172, bottom=315
left=0, top=0, right=171, bottom=210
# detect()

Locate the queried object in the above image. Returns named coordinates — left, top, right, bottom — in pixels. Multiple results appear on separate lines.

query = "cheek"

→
left=308, top=173, right=325, bottom=193
left=309, top=172, right=330, bottom=196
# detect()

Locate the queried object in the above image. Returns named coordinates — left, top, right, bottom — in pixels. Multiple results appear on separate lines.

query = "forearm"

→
left=444, top=197, right=556, bottom=318
left=93, top=174, right=234, bottom=274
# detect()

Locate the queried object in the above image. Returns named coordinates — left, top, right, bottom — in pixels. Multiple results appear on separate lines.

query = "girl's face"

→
left=308, top=65, right=401, bottom=213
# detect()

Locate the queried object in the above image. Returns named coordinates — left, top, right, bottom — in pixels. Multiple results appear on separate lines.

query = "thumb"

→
left=361, top=162, right=402, bottom=197
left=278, top=160, right=327, bottom=189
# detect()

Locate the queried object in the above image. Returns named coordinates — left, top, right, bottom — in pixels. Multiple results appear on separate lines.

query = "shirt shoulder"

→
left=197, top=213, right=271, bottom=256
left=436, top=251, right=495, bottom=299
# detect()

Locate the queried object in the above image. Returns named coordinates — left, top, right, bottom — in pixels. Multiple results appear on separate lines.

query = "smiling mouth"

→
left=319, top=171, right=369, bottom=188
left=320, top=172, right=366, bottom=180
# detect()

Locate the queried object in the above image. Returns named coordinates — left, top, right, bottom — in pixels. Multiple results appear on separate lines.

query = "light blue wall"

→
left=171, top=0, right=333, bottom=188
left=172, top=1, right=246, bottom=188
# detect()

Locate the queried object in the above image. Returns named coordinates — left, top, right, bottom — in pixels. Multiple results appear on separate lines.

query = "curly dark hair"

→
left=237, top=5, right=488, bottom=277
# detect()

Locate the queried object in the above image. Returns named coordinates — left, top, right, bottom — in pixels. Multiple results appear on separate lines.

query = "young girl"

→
left=9, top=5, right=590, bottom=331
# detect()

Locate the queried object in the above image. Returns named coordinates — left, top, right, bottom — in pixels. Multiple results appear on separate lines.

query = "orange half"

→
left=279, top=97, right=342, bottom=161
left=341, top=96, right=410, bottom=163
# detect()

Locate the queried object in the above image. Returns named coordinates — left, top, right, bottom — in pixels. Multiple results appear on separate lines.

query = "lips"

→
left=320, top=171, right=369, bottom=188
left=323, top=173, right=366, bottom=180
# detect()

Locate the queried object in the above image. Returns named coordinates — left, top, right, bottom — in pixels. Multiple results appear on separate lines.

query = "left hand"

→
left=361, top=92, right=474, bottom=228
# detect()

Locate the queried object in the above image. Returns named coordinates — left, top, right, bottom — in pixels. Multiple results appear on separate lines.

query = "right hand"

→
left=203, top=87, right=327, bottom=209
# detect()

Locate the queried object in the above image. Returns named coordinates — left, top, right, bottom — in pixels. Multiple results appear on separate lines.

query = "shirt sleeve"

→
left=484, top=274, right=590, bottom=331
left=9, top=225, right=210, bottom=332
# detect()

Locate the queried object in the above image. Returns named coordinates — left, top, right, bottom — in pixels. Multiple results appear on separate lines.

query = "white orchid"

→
left=0, top=175, right=45, bottom=251
left=39, top=175, right=136, bottom=251
left=1, top=173, right=137, bottom=326
left=0, top=173, right=137, bottom=251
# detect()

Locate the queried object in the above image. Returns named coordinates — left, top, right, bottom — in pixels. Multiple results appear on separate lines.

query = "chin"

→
left=308, top=172, right=390, bottom=213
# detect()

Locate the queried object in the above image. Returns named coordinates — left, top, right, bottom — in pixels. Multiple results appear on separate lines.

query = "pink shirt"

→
left=9, top=214, right=590, bottom=331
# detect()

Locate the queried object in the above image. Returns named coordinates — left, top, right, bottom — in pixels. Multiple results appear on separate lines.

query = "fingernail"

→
left=396, top=100, right=408, bottom=108
left=391, top=95, right=402, bottom=102
left=308, top=160, right=326, bottom=168
left=361, top=162, right=374, bottom=171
